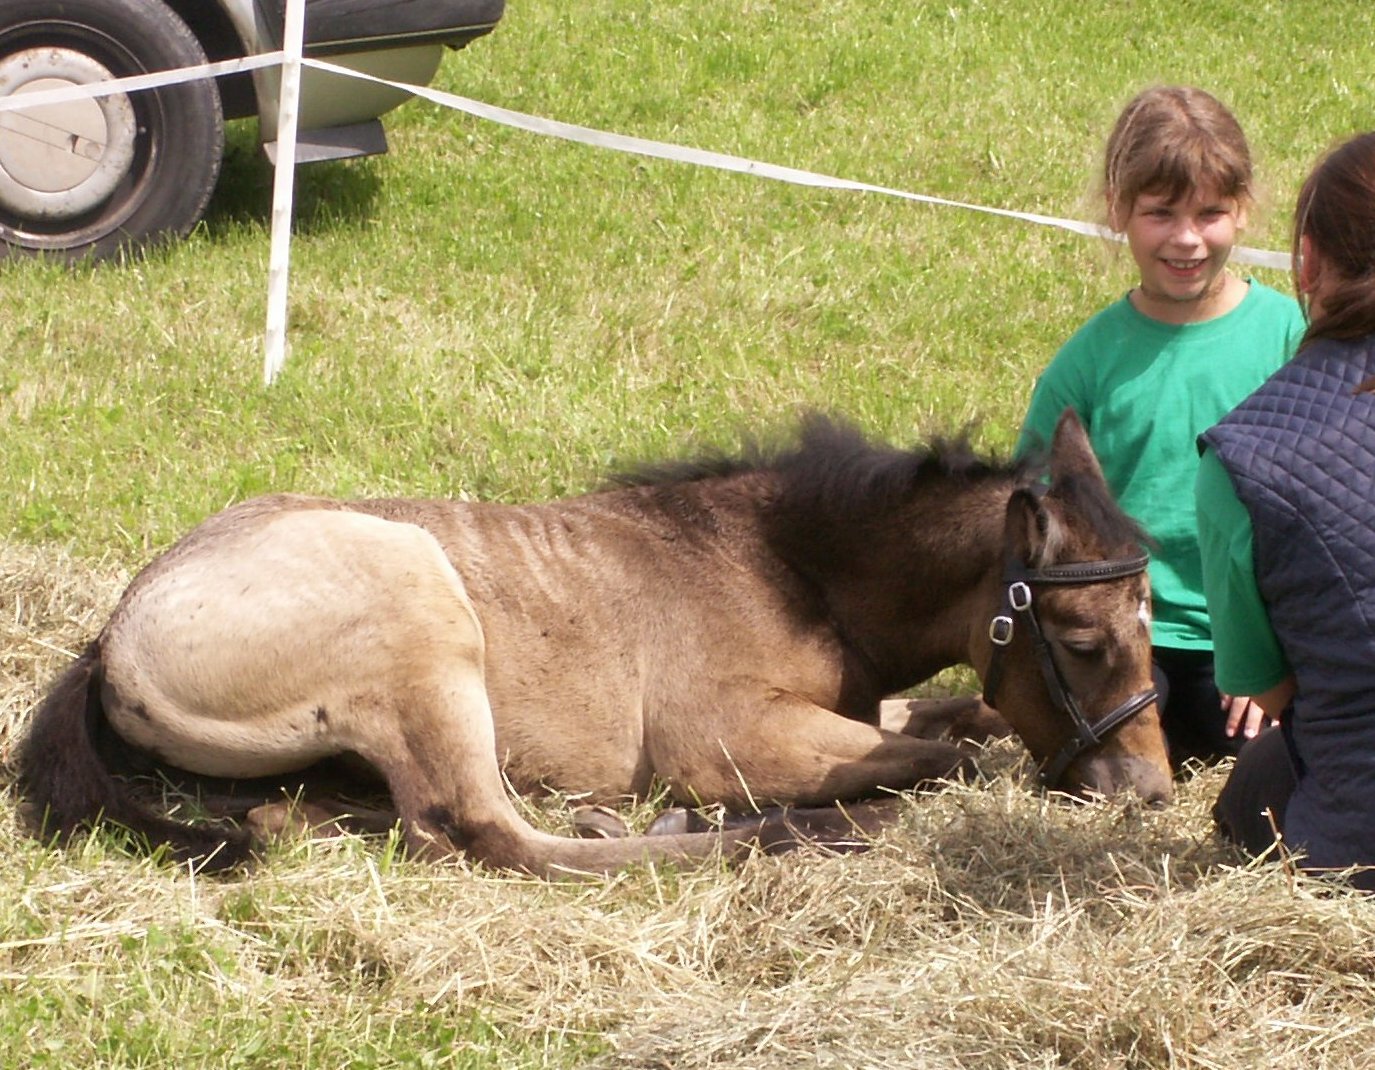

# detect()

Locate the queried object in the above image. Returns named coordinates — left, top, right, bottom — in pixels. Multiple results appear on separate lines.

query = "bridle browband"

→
left=981, top=549, right=1158, bottom=790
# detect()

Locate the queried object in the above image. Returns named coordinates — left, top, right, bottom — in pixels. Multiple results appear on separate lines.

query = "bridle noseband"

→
left=981, top=551, right=1158, bottom=790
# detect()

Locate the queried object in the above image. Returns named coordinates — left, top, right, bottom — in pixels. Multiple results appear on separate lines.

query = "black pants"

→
left=1212, top=723, right=1298, bottom=858
left=1152, top=646, right=1246, bottom=769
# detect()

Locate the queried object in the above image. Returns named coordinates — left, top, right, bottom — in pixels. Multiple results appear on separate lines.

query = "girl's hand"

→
left=1222, top=693, right=1276, bottom=739
left=1221, top=676, right=1295, bottom=739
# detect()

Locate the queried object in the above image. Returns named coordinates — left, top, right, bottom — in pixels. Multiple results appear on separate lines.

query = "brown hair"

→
left=1103, top=86, right=1253, bottom=227
left=1292, top=131, right=1375, bottom=346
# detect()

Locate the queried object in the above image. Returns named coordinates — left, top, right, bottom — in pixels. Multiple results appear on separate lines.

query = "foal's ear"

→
left=1005, top=487, right=1066, bottom=568
left=1048, top=408, right=1106, bottom=487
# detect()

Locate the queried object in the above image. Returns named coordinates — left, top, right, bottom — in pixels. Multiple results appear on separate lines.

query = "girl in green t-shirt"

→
left=1017, top=86, right=1305, bottom=769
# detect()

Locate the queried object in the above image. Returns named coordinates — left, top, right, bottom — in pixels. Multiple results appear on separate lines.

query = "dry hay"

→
left=0, top=541, right=126, bottom=764
left=4, top=541, right=1375, bottom=1069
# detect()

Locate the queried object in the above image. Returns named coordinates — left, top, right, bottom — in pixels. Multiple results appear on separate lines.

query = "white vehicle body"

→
left=0, top=0, right=504, bottom=258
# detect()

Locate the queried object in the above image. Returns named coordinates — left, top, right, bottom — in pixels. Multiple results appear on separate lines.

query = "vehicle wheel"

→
left=0, top=0, right=224, bottom=260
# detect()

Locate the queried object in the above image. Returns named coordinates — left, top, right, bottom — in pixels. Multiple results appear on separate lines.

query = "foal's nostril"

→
left=1134, top=773, right=1174, bottom=809
left=1073, top=756, right=1173, bottom=806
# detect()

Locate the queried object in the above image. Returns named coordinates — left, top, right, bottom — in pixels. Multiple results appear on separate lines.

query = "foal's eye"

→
left=1057, top=632, right=1103, bottom=657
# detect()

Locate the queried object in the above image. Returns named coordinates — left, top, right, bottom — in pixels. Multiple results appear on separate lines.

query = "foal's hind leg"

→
left=339, top=654, right=780, bottom=875
left=317, top=528, right=774, bottom=876
left=338, top=659, right=549, bottom=868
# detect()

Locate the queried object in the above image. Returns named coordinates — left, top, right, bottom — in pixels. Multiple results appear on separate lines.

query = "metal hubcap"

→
left=0, top=47, right=137, bottom=220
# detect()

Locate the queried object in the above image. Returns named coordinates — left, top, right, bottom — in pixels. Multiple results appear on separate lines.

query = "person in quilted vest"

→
left=1198, top=130, right=1375, bottom=890
left=1018, top=86, right=1306, bottom=769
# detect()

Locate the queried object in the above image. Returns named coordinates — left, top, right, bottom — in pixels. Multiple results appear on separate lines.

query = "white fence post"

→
left=262, top=0, right=306, bottom=385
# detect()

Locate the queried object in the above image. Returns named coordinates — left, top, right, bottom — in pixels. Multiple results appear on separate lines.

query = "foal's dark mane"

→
left=613, top=414, right=1032, bottom=519
left=612, top=414, right=1146, bottom=553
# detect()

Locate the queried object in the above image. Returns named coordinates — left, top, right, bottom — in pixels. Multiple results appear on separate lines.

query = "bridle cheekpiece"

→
left=982, top=549, right=1158, bottom=790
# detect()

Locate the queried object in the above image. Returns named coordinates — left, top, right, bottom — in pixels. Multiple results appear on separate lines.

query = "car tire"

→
left=0, top=0, right=224, bottom=260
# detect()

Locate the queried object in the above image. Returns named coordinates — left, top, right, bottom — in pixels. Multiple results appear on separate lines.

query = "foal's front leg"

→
left=650, top=685, right=978, bottom=811
left=878, top=696, right=1013, bottom=745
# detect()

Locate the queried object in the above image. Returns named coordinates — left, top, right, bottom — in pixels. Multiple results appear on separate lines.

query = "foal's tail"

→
left=15, top=642, right=253, bottom=872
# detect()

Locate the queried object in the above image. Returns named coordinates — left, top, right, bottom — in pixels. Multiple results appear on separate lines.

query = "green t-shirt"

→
left=1193, top=446, right=1292, bottom=693
left=1016, top=279, right=1305, bottom=649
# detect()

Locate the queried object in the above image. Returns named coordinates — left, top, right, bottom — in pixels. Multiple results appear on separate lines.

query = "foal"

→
left=18, top=410, right=1168, bottom=876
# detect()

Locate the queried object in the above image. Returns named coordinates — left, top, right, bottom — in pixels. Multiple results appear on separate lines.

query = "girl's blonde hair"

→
left=1103, top=86, right=1253, bottom=227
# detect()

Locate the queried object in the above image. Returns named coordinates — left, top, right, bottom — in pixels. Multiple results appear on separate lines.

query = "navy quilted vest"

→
left=1201, top=336, right=1375, bottom=876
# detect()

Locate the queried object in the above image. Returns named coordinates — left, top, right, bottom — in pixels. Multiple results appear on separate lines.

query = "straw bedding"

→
left=4, top=543, right=1374, bottom=1068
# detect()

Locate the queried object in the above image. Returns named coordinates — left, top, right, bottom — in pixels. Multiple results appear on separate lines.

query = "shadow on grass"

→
left=201, top=123, right=384, bottom=242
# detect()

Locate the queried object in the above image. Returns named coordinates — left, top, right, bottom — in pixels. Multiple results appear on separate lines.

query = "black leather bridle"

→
left=981, top=550, right=1159, bottom=790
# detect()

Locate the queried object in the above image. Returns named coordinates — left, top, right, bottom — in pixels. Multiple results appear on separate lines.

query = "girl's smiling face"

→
left=1117, top=187, right=1248, bottom=324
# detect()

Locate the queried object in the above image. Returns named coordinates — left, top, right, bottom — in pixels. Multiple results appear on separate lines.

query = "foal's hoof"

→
left=245, top=800, right=349, bottom=841
left=915, top=742, right=983, bottom=791
left=570, top=805, right=629, bottom=839
left=645, top=808, right=692, bottom=836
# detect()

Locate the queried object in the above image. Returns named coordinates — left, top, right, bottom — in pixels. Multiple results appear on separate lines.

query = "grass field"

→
left=5, top=1, right=1375, bottom=1066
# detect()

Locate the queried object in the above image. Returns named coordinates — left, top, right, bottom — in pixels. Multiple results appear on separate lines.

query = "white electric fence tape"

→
left=0, top=46, right=1292, bottom=382
left=0, top=53, right=283, bottom=110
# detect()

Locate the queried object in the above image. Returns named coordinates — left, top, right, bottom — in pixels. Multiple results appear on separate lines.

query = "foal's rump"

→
left=98, top=500, right=491, bottom=782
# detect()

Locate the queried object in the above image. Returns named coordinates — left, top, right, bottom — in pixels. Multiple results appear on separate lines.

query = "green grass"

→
left=5, top=2, right=1375, bottom=1066
left=7, top=0, right=1372, bottom=563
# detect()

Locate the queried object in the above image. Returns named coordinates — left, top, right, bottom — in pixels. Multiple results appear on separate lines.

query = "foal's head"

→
left=981, top=410, right=1172, bottom=805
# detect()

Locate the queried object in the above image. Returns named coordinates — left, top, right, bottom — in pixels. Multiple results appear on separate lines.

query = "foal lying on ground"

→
left=17, top=410, right=1169, bottom=877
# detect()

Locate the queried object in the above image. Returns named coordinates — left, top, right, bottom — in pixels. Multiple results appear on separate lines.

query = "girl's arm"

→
left=1195, top=447, right=1293, bottom=704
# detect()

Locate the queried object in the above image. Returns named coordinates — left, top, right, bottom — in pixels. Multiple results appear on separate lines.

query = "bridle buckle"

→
left=989, top=615, right=1014, bottom=646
